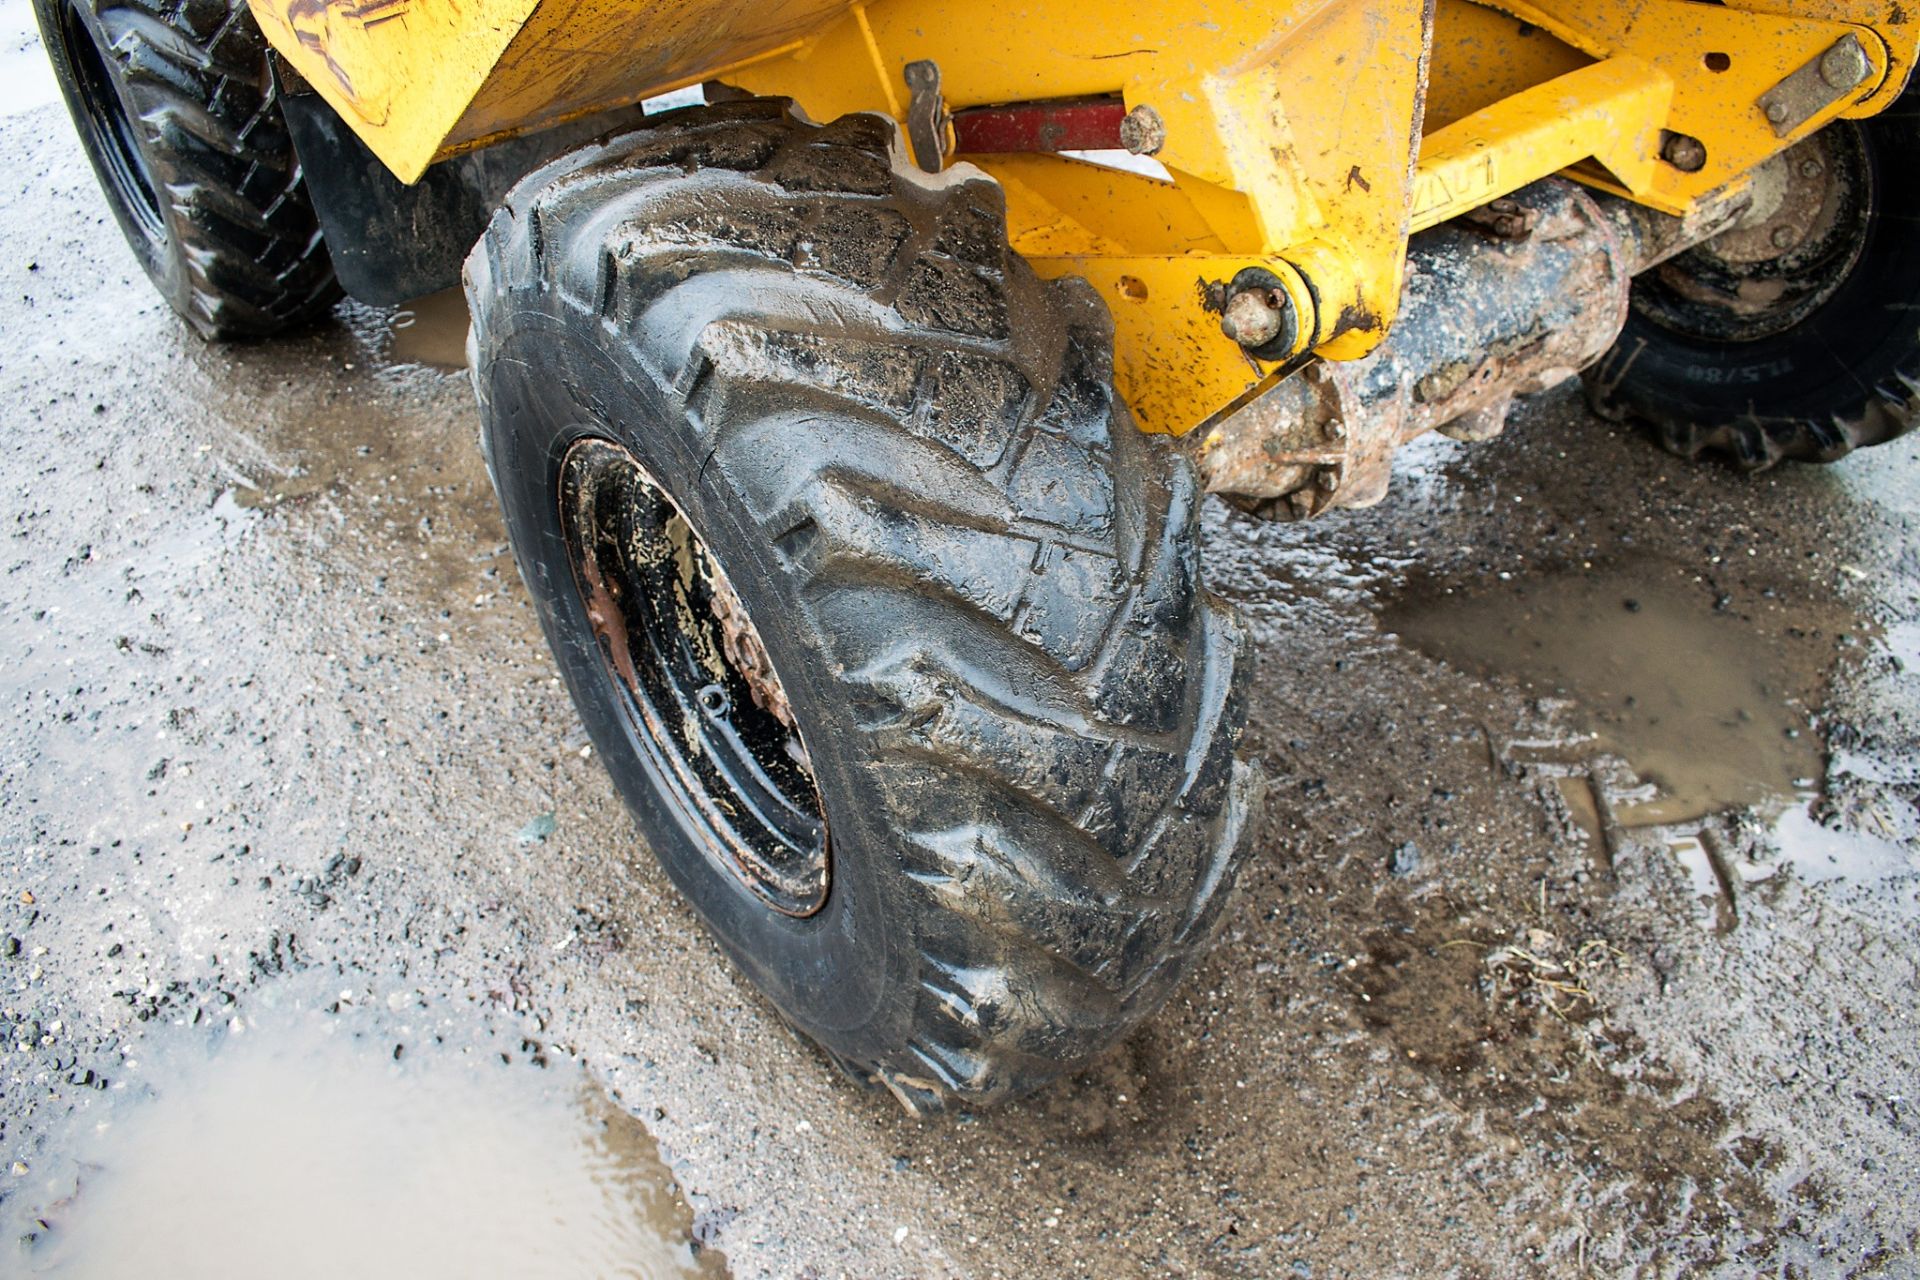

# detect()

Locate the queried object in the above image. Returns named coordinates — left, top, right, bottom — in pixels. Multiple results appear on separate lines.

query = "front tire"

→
left=466, top=103, right=1256, bottom=1110
left=35, top=0, right=339, bottom=338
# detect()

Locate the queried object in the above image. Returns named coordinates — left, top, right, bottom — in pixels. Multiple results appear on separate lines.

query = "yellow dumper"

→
left=37, top=0, right=1920, bottom=1107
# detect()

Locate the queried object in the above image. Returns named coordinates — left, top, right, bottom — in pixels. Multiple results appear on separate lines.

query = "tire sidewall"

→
left=1608, top=103, right=1920, bottom=432
left=479, top=307, right=920, bottom=1062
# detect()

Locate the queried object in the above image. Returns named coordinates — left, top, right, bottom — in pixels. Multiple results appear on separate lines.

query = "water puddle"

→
left=11, top=998, right=725, bottom=1279
left=1384, top=561, right=1841, bottom=822
left=388, top=289, right=471, bottom=371
left=1767, top=805, right=1914, bottom=890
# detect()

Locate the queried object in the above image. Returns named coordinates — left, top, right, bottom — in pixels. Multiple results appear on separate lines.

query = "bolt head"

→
left=1820, top=38, right=1870, bottom=90
left=1221, top=289, right=1287, bottom=349
left=1771, top=225, right=1798, bottom=250
left=1118, top=105, right=1166, bottom=157
left=1799, top=158, right=1824, bottom=179
left=1660, top=133, right=1707, bottom=173
left=1764, top=100, right=1790, bottom=124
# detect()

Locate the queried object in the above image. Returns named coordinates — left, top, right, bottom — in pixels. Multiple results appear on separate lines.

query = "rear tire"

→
left=466, top=103, right=1257, bottom=1110
left=35, top=0, right=339, bottom=338
left=1586, top=90, right=1920, bottom=469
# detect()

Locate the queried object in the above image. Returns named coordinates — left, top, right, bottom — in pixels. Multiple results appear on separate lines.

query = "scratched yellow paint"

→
left=1411, top=56, right=1672, bottom=232
left=250, top=0, right=864, bottom=181
left=1478, top=1, right=1898, bottom=213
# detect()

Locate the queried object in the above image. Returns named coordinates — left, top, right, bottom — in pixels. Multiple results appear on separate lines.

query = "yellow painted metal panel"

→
left=1423, top=0, right=1591, bottom=134
left=981, top=155, right=1289, bottom=435
left=1483, top=1, right=1896, bottom=210
left=250, top=0, right=863, bottom=180
left=1411, top=56, right=1672, bottom=231
left=461, top=0, right=862, bottom=156
left=733, top=0, right=1434, bottom=370
left=250, top=0, right=537, bottom=179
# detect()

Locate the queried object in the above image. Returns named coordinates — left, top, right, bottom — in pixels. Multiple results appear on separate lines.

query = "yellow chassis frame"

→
left=254, top=0, right=1920, bottom=435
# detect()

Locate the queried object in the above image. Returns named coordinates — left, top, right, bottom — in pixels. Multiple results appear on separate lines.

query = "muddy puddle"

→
left=1381, top=559, right=1916, bottom=916
left=1384, top=560, right=1839, bottom=817
left=387, top=289, right=472, bottom=371
left=10, top=996, right=724, bottom=1279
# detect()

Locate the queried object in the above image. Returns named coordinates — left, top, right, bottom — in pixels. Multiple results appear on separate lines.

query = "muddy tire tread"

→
left=62, top=0, right=337, bottom=337
left=467, top=102, right=1255, bottom=1108
left=1588, top=345, right=1920, bottom=471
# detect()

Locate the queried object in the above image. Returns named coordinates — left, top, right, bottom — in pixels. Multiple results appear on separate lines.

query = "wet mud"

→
left=385, top=290, right=471, bottom=373
left=3, top=65, right=1919, bottom=1280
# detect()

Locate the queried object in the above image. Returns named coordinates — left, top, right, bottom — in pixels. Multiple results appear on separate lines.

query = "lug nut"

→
left=1799, top=158, right=1824, bottom=179
left=1221, top=289, right=1287, bottom=349
left=1119, top=105, right=1166, bottom=156
left=1771, top=225, right=1798, bottom=250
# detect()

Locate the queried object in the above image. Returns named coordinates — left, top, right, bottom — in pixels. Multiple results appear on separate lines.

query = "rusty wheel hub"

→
left=1637, top=127, right=1870, bottom=343
left=557, top=438, right=828, bottom=916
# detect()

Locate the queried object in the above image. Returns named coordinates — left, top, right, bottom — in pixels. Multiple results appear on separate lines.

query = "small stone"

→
left=2, top=937, right=19, bottom=958
left=516, top=813, right=557, bottom=845
left=892, top=1226, right=909, bottom=1245
left=1389, top=842, right=1421, bottom=877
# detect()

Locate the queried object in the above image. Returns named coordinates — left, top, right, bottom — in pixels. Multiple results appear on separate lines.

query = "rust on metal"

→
left=1186, top=179, right=1643, bottom=520
left=703, top=551, right=797, bottom=733
left=1757, top=34, right=1875, bottom=139
left=564, top=455, right=647, bottom=700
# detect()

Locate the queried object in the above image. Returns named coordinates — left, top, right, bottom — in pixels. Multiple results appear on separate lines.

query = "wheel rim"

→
left=557, top=438, right=829, bottom=917
left=56, top=0, right=165, bottom=248
left=1633, top=126, right=1872, bottom=344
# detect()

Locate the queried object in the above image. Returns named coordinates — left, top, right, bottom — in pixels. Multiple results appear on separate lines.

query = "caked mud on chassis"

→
left=33, top=0, right=1920, bottom=1109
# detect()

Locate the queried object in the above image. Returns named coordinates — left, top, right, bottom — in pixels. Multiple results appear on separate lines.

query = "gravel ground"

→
left=2, top=95, right=1917, bottom=1279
